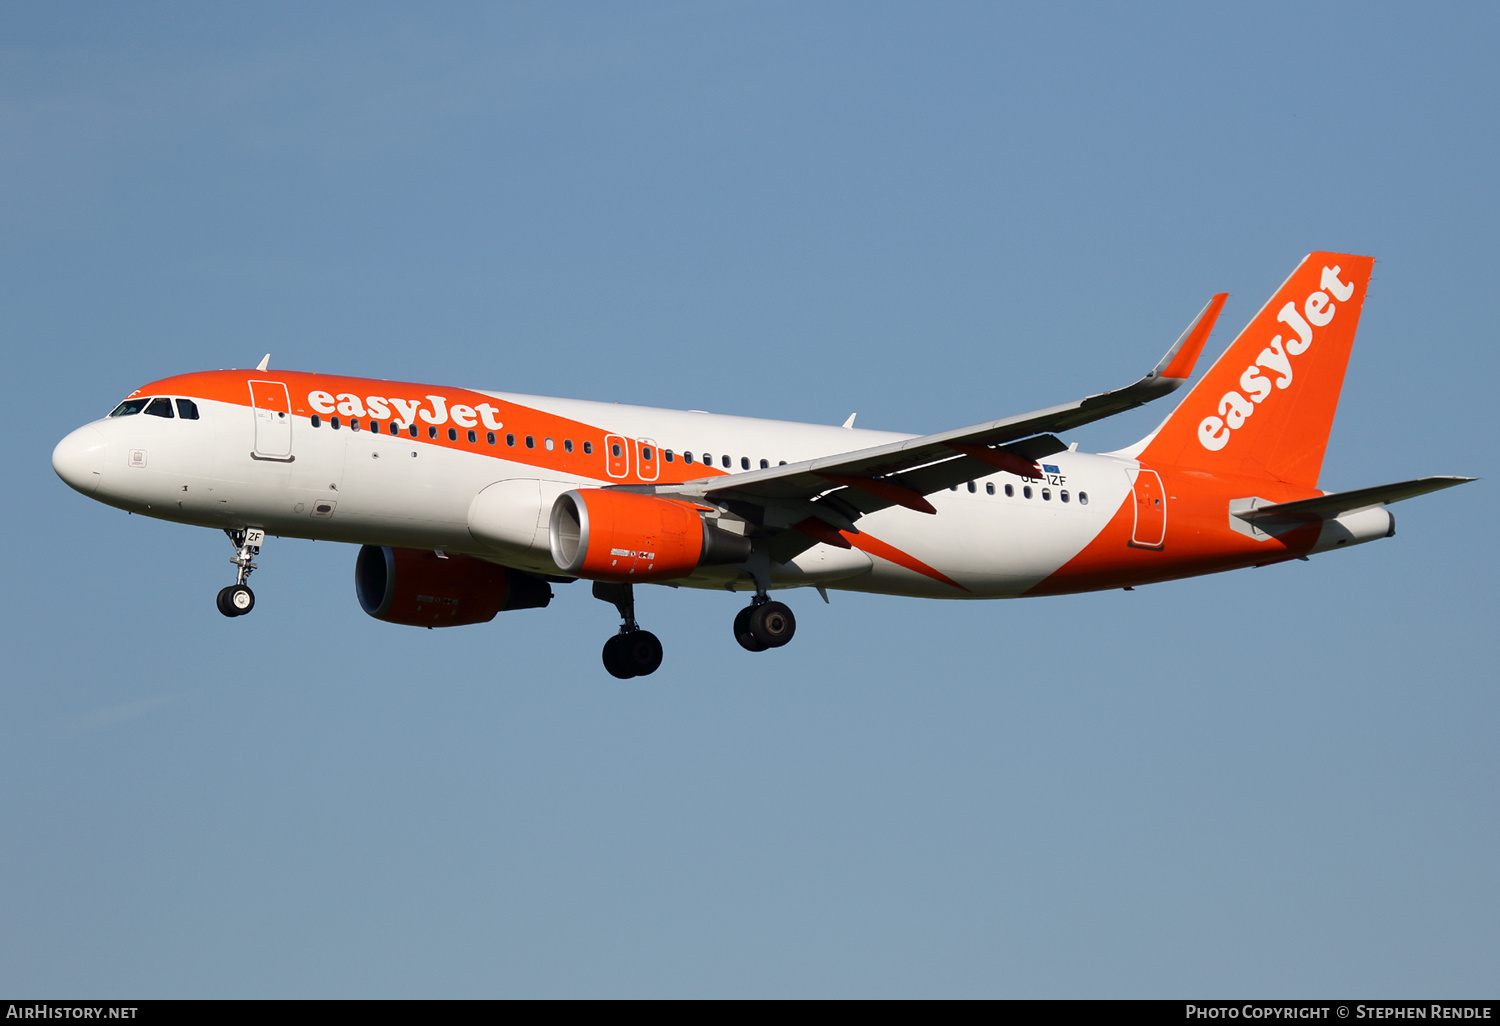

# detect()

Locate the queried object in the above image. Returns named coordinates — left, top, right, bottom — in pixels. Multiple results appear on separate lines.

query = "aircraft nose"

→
left=53, top=425, right=106, bottom=496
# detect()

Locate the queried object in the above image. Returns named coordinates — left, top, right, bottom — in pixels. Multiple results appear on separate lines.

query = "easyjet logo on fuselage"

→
left=1196, top=265, right=1355, bottom=452
left=307, top=390, right=504, bottom=432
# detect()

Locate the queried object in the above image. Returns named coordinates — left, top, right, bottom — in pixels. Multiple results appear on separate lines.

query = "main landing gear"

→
left=593, top=582, right=663, bottom=679
left=731, top=542, right=796, bottom=652
left=733, top=596, right=796, bottom=652
left=216, top=527, right=264, bottom=618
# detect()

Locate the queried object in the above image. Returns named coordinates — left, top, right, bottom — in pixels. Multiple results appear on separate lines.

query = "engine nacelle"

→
left=355, top=545, right=552, bottom=627
left=549, top=489, right=752, bottom=582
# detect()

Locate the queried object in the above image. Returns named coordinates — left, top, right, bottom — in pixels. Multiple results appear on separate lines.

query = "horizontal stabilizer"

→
left=1236, top=476, right=1475, bottom=523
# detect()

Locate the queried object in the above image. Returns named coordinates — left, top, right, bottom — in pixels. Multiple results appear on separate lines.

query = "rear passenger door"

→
left=1128, top=467, right=1166, bottom=549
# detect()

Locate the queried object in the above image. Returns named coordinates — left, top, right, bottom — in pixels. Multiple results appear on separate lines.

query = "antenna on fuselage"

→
left=842, top=412, right=857, bottom=429
left=256, top=354, right=270, bottom=371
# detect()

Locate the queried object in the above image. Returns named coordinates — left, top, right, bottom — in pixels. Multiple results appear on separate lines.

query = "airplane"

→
left=51, top=252, right=1472, bottom=678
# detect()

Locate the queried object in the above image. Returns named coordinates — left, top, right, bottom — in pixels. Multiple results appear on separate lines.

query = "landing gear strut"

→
left=732, top=540, right=796, bottom=652
left=217, top=527, right=263, bottom=618
left=593, top=581, right=663, bottom=679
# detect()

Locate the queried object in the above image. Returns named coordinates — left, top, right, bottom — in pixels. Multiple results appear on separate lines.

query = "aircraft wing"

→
left=646, top=294, right=1227, bottom=543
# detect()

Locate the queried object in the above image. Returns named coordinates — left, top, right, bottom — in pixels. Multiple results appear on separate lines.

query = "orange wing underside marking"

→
left=840, top=529, right=968, bottom=591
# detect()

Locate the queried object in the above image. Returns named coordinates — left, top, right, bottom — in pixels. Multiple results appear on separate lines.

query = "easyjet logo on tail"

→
left=1197, top=265, right=1356, bottom=452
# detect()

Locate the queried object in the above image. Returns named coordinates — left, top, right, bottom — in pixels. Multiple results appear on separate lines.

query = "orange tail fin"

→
left=1138, top=252, right=1375, bottom=487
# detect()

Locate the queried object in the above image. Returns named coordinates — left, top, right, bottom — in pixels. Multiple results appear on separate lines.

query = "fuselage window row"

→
left=302, top=411, right=598, bottom=459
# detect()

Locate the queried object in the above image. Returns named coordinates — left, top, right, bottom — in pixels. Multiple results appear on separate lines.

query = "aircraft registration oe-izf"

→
left=53, top=252, right=1472, bottom=678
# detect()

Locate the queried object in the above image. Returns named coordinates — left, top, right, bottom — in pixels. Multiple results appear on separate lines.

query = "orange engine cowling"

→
left=355, top=545, right=552, bottom=627
left=549, top=489, right=752, bottom=582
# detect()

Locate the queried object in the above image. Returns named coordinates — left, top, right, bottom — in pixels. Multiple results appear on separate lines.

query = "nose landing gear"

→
left=593, top=581, right=663, bottom=678
left=217, top=527, right=264, bottom=618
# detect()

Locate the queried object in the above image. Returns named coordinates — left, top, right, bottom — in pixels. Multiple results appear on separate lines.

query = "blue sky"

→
left=1, top=2, right=1495, bottom=997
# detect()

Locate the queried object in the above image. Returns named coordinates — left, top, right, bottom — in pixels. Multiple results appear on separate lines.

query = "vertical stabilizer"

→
left=1138, top=252, right=1375, bottom=487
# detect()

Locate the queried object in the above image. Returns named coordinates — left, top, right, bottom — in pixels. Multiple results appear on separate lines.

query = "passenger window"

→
left=351, top=419, right=360, bottom=432
left=967, top=481, right=976, bottom=493
left=487, top=432, right=496, bottom=445
left=1005, top=484, right=1014, bottom=497
left=145, top=397, right=174, bottom=418
left=949, top=485, right=957, bottom=491
left=1079, top=491, right=1089, bottom=505
left=722, top=455, right=731, bottom=469
left=332, top=417, right=342, bottom=430
left=467, top=430, right=477, bottom=443
left=642, top=447, right=653, bottom=461
left=741, top=456, right=750, bottom=470
left=506, top=433, right=515, bottom=446
left=408, top=425, right=418, bottom=437
left=1042, top=488, right=1051, bottom=500
left=583, top=441, right=593, bottom=454
left=760, top=459, right=769, bottom=469
left=986, top=482, right=995, bottom=495
left=109, top=398, right=148, bottom=417
left=175, top=399, right=200, bottom=420
left=447, top=428, right=457, bottom=441
left=428, top=426, right=437, bottom=439
left=1061, top=490, right=1070, bottom=503
left=779, top=461, right=787, bottom=466
left=545, top=438, right=555, bottom=451
left=565, top=439, right=574, bottom=453
left=390, top=423, right=400, bottom=435
left=311, top=414, right=322, bottom=428
left=371, top=421, right=380, bottom=432
left=664, top=449, right=674, bottom=462
left=611, top=442, right=621, bottom=457
left=684, top=452, right=694, bottom=464
left=1023, top=485, right=1032, bottom=499
left=525, top=435, right=535, bottom=449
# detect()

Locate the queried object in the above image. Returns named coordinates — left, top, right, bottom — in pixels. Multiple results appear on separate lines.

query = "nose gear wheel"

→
left=217, top=528, right=264, bottom=617
left=216, top=584, right=255, bottom=617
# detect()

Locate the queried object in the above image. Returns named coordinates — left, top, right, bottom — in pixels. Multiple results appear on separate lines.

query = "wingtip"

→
left=1157, top=292, right=1228, bottom=381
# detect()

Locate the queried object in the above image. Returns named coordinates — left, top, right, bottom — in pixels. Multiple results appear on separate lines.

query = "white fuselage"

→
left=58, top=385, right=1138, bottom=600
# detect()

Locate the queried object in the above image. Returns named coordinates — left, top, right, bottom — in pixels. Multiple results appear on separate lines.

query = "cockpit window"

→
left=110, top=398, right=149, bottom=417
left=175, top=398, right=200, bottom=420
left=144, top=397, right=174, bottom=418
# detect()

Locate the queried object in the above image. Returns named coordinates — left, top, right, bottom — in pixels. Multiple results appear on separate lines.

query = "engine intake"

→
left=549, top=489, right=752, bottom=581
left=355, top=545, right=552, bottom=627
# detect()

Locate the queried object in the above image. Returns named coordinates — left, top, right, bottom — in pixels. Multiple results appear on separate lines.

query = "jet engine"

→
left=549, top=489, right=752, bottom=582
left=355, top=545, right=552, bottom=627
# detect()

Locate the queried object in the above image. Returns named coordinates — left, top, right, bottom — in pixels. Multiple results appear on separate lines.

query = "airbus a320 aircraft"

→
left=52, top=252, right=1471, bottom=677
